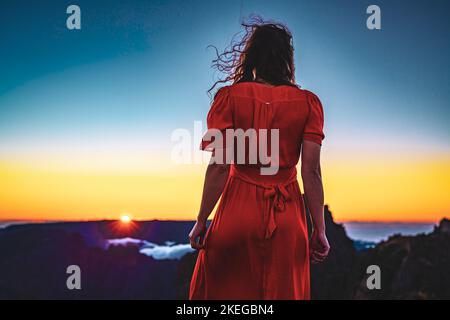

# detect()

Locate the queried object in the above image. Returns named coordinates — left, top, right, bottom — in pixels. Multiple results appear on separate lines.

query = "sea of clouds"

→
left=104, top=237, right=195, bottom=260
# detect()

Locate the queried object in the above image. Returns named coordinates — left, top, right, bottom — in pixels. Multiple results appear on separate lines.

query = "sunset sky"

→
left=0, top=0, right=449, bottom=222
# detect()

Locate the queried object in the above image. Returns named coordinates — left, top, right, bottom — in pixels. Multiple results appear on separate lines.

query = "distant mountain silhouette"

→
left=0, top=214, right=448, bottom=299
left=352, top=218, right=450, bottom=299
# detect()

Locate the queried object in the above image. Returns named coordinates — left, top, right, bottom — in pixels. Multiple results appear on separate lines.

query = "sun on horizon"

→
left=120, top=214, right=132, bottom=224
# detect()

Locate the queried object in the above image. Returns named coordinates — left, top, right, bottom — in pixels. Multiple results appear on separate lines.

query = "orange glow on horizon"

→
left=0, top=155, right=449, bottom=223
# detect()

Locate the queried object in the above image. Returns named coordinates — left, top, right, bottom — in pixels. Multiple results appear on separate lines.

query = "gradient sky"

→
left=0, top=0, right=449, bottom=222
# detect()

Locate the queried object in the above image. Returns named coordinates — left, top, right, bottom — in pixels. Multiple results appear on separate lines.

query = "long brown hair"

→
left=208, top=16, right=297, bottom=96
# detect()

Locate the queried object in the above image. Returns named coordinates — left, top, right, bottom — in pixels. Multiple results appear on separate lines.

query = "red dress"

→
left=189, top=82, right=325, bottom=300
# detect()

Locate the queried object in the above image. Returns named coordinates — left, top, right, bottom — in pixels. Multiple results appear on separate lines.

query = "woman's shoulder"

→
left=231, top=81, right=300, bottom=89
left=229, top=81, right=303, bottom=97
left=211, top=85, right=231, bottom=100
left=300, top=90, right=323, bottom=108
left=212, top=82, right=320, bottom=102
left=301, top=89, right=320, bottom=99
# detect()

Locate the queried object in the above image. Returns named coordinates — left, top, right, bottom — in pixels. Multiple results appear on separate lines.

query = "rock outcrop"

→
left=352, top=218, right=450, bottom=299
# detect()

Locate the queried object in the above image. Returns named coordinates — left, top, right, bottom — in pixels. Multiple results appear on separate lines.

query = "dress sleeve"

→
left=303, top=90, right=325, bottom=145
left=200, top=86, right=233, bottom=151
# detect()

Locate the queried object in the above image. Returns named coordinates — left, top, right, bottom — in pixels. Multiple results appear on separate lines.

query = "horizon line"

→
left=0, top=218, right=445, bottom=224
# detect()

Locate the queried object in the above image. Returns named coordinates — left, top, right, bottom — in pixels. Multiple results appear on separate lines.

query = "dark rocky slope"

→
left=352, top=219, right=450, bottom=299
left=0, top=214, right=448, bottom=299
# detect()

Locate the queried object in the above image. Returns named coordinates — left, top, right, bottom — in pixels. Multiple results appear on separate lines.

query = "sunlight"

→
left=120, top=214, right=132, bottom=223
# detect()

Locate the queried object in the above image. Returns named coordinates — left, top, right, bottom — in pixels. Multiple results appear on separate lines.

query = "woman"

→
left=188, top=18, right=330, bottom=300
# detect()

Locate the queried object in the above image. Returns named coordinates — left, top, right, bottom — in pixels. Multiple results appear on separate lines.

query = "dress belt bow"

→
left=229, top=166, right=297, bottom=240
left=263, top=184, right=292, bottom=239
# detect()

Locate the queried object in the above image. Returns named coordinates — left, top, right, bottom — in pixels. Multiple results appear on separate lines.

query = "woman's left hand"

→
left=309, top=230, right=330, bottom=264
left=189, top=220, right=207, bottom=250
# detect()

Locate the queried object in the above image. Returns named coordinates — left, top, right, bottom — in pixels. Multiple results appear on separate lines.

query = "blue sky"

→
left=0, top=0, right=449, bottom=222
left=0, top=0, right=449, bottom=158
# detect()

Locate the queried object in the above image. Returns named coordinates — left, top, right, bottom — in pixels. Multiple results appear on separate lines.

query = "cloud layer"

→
left=105, top=237, right=194, bottom=260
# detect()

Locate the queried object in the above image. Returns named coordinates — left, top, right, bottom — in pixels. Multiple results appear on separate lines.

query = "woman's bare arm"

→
left=301, top=141, right=325, bottom=231
left=189, top=160, right=230, bottom=249
left=197, top=162, right=230, bottom=223
left=301, top=140, right=330, bottom=263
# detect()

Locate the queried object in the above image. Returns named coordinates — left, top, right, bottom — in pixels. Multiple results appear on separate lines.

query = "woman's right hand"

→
left=309, top=230, right=330, bottom=264
left=189, top=220, right=207, bottom=250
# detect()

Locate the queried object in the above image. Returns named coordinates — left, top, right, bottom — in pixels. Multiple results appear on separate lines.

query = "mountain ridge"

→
left=0, top=211, right=448, bottom=299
